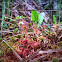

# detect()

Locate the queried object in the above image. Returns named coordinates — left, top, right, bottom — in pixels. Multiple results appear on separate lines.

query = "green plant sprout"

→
left=13, top=28, right=18, bottom=33
left=31, top=10, right=45, bottom=28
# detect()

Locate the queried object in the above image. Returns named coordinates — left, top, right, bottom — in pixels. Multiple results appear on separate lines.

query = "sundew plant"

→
left=0, top=0, right=62, bottom=62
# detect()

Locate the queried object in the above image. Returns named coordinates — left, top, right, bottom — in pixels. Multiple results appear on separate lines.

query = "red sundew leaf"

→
left=21, top=40, right=28, bottom=44
left=21, top=24, right=29, bottom=33
left=31, top=24, right=37, bottom=29
left=27, top=45, right=31, bottom=49
left=58, top=51, right=62, bottom=54
left=17, top=50, right=23, bottom=56
left=42, top=25, right=48, bottom=29
left=27, top=45, right=34, bottom=50
left=26, top=37, right=32, bottom=43
left=34, top=42, right=41, bottom=49
left=34, top=28, right=41, bottom=35
left=23, top=50, right=27, bottom=57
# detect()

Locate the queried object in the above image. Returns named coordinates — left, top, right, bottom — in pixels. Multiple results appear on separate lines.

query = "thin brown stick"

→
left=3, top=40, right=24, bottom=62
left=0, top=12, right=15, bottom=19
left=19, top=10, right=62, bottom=12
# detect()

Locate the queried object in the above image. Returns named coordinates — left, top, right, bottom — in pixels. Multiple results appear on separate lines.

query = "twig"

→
left=0, top=31, right=13, bottom=33
left=24, top=48, right=62, bottom=62
left=0, top=19, right=17, bottom=26
left=31, top=48, right=62, bottom=62
left=0, top=12, right=15, bottom=19
left=43, top=57, right=62, bottom=62
left=19, top=10, right=62, bottom=12
left=2, top=40, right=24, bottom=62
left=6, top=32, right=34, bottom=38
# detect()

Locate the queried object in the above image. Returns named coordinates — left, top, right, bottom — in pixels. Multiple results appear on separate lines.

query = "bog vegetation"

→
left=0, top=0, right=62, bottom=62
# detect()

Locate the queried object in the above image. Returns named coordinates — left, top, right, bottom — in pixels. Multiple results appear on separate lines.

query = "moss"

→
left=17, top=35, right=21, bottom=38
left=1, top=42, right=8, bottom=49
left=52, top=45, right=59, bottom=49
left=7, top=48, right=12, bottom=53
left=0, top=58, right=6, bottom=62
left=7, top=42, right=13, bottom=46
left=35, top=61, right=38, bottom=62
left=29, top=23, right=32, bottom=27
left=12, top=45, right=17, bottom=51
left=11, top=37, right=15, bottom=41
left=27, top=29, right=33, bottom=32
left=52, top=57, right=59, bottom=62
left=58, top=41, right=62, bottom=47
left=0, top=50, right=4, bottom=56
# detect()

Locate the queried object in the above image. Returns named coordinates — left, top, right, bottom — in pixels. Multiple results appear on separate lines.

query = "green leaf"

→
left=53, top=15, right=57, bottom=24
left=31, top=11, right=39, bottom=22
left=38, top=12, right=45, bottom=25
left=13, top=28, right=18, bottom=33
left=11, top=37, right=15, bottom=41
left=3, top=22, right=8, bottom=28
left=16, top=16, right=20, bottom=19
left=15, top=28, right=18, bottom=31
left=20, top=16, right=22, bottom=18
left=60, top=22, right=62, bottom=24
left=2, top=0, right=5, bottom=20
left=48, top=25, right=50, bottom=28
left=16, top=16, right=25, bottom=20
left=14, top=19, right=16, bottom=21
left=2, top=0, right=5, bottom=29
left=20, top=16, right=24, bottom=18
left=13, top=30, right=16, bottom=33
left=1, top=0, right=5, bottom=40
left=0, top=32, right=2, bottom=40
left=7, top=0, right=10, bottom=15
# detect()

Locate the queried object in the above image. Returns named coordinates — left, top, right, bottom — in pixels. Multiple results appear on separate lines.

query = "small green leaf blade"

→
left=60, top=22, right=62, bottom=24
left=53, top=15, right=57, bottom=24
left=38, top=12, right=45, bottom=25
left=16, top=16, right=20, bottom=19
left=31, top=11, right=39, bottom=22
left=0, top=33, right=2, bottom=40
